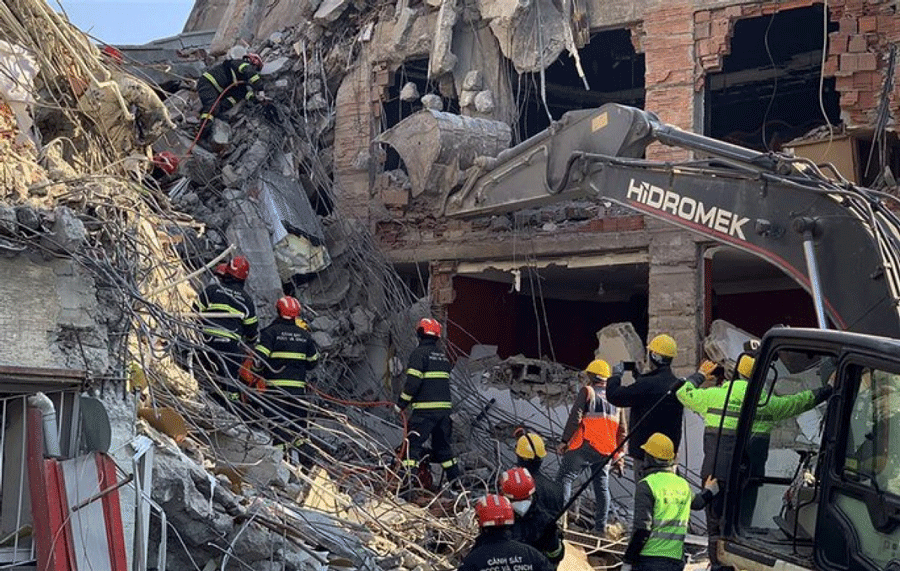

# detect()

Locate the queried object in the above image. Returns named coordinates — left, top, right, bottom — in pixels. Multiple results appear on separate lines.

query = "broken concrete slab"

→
left=313, top=0, right=351, bottom=24
left=596, top=322, right=645, bottom=370
left=477, top=0, right=567, bottom=73
left=261, top=56, right=291, bottom=75
left=702, top=319, right=758, bottom=377
left=428, top=0, right=459, bottom=79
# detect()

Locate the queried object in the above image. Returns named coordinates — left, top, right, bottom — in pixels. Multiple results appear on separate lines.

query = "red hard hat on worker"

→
left=276, top=296, right=301, bottom=319
left=224, top=255, right=250, bottom=280
left=475, top=494, right=515, bottom=528
left=417, top=317, right=441, bottom=337
left=499, top=467, right=536, bottom=501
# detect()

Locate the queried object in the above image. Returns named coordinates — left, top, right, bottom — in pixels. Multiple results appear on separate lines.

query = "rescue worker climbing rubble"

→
left=458, top=494, right=554, bottom=571
left=194, top=255, right=258, bottom=402
left=676, top=354, right=832, bottom=570
left=514, top=431, right=564, bottom=512
left=395, top=317, right=461, bottom=494
left=500, top=467, right=565, bottom=567
left=621, top=433, right=719, bottom=571
left=196, top=52, right=265, bottom=138
left=606, top=334, right=684, bottom=483
left=555, top=359, right=627, bottom=535
left=254, top=296, right=319, bottom=465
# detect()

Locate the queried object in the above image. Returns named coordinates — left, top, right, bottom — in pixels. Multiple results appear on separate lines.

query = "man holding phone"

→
left=606, top=334, right=685, bottom=482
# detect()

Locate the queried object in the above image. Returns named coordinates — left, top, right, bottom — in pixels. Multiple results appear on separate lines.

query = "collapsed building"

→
left=0, top=0, right=898, bottom=569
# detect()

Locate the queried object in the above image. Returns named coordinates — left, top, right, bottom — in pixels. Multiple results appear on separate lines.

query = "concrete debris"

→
left=596, top=322, right=646, bottom=371
left=420, top=93, right=443, bottom=111
left=429, top=0, right=459, bottom=79
left=399, top=82, right=420, bottom=102
left=473, top=90, right=495, bottom=113
left=314, top=0, right=352, bottom=24
left=40, top=206, right=86, bottom=254
left=702, top=319, right=758, bottom=378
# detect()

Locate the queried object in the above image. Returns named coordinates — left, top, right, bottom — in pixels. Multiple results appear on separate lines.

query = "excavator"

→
left=441, top=104, right=900, bottom=571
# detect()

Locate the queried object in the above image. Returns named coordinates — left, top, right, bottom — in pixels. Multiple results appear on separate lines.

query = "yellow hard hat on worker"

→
left=648, top=334, right=677, bottom=358
left=515, top=432, right=547, bottom=460
left=737, top=355, right=755, bottom=379
left=585, top=359, right=612, bottom=379
left=641, top=432, right=675, bottom=461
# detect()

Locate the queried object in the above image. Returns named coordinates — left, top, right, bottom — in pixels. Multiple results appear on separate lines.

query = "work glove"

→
left=556, top=442, right=568, bottom=456
left=813, top=384, right=833, bottom=405
left=612, top=458, right=625, bottom=477
left=620, top=564, right=632, bottom=571
left=612, top=362, right=625, bottom=376
left=704, top=476, right=720, bottom=496
left=698, top=359, right=720, bottom=382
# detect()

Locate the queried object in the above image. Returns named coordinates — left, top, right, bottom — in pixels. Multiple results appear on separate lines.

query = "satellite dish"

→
left=80, top=395, right=111, bottom=453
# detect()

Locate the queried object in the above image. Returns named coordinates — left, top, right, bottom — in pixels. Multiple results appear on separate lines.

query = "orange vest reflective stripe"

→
left=569, top=385, right=620, bottom=455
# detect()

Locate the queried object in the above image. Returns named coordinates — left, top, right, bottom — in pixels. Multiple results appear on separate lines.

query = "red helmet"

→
left=243, top=53, right=263, bottom=69
left=152, top=151, right=179, bottom=175
left=224, top=256, right=250, bottom=280
left=475, top=494, right=515, bottom=528
left=417, top=318, right=441, bottom=337
left=499, top=467, right=536, bottom=501
left=276, top=296, right=301, bottom=319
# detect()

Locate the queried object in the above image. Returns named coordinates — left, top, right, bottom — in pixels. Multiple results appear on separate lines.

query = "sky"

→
left=56, top=0, right=195, bottom=46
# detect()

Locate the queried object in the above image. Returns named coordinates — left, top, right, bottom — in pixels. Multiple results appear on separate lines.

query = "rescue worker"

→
left=459, top=494, right=554, bottom=571
left=514, top=431, right=564, bottom=511
left=500, top=467, right=565, bottom=567
left=607, top=334, right=684, bottom=482
left=677, top=354, right=832, bottom=570
left=254, top=296, right=319, bottom=464
left=395, top=318, right=461, bottom=492
left=555, top=359, right=627, bottom=535
left=196, top=53, right=264, bottom=137
left=194, top=255, right=258, bottom=399
left=621, top=433, right=719, bottom=571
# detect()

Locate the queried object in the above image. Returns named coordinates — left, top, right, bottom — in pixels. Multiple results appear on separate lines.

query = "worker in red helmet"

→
left=460, top=494, right=554, bottom=571
left=395, top=317, right=461, bottom=495
left=500, top=467, right=565, bottom=567
left=194, top=255, right=259, bottom=402
left=253, top=296, right=319, bottom=465
left=195, top=52, right=265, bottom=138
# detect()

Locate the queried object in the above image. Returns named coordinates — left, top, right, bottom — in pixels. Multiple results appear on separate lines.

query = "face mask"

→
left=512, top=499, right=532, bottom=516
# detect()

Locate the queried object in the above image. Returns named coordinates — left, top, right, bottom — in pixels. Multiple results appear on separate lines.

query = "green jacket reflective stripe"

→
left=641, top=471, right=691, bottom=560
left=678, top=379, right=818, bottom=434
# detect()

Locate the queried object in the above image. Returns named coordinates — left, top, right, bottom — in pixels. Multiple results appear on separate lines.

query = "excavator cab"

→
left=721, top=328, right=900, bottom=571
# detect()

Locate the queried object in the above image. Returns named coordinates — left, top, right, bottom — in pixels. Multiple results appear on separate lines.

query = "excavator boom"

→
left=445, top=104, right=900, bottom=338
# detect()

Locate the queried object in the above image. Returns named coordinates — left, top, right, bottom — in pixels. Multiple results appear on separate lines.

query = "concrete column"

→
left=428, top=260, right=456, bottom=326
left=647, top=220, right=702, bottom=376
left=333, top=49, right=377, bottom=223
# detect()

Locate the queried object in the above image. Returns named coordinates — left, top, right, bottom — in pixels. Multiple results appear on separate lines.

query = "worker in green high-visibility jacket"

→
left=676, top=355, right=832, bottom=571
left=621, top=433, right=718, bottom=571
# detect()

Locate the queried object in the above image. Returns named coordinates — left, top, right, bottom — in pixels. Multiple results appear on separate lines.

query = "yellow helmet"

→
left=648, top=334, right=677, bottom=358
left=585, top=359, right=612, bottom=379
left=640, top=432, right=675, bottom=461
left=515, top=433, right=547, bottom=460
left=737, top=355, right=755, bottom=379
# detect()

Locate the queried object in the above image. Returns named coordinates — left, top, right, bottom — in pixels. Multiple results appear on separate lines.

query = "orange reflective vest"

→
left=569, top=384, right=620, bottom=456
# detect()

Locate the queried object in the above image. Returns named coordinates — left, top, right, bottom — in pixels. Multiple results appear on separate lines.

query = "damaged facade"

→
left=176, top=0, right=899, bottom=374
left=0, top=0, right=898, bottom=568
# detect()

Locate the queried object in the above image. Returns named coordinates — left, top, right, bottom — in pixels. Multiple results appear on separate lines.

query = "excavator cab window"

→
left=818, top=362, right=900, bottom=570
left=732, top=348, right=834, bottom=565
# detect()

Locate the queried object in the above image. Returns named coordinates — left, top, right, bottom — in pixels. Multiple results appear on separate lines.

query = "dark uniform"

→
left=510, top=497, right=565, bottom=566
left=195, top=277, right=258, bottom=395
left=459, top=529, right=554, bottom=571
left=397, top=335, right=460, bottom=483
left=606, top=366, right=684, bottom=476
left=518, top=458, right=565, bottom=515
left=197, top=59, right=262, bottom=122
left=255, top=318, right=319, bottom=453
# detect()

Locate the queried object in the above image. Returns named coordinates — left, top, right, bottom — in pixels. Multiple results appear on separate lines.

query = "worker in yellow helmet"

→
left=678, top=354, right=832, bottom=570
left=555, top=359, right=628, bottom=535
left=621, top=433, right=719, bottom=571
left=514, top=431, right=564, bottom=510
left=607, top=334, right=685, bottom=484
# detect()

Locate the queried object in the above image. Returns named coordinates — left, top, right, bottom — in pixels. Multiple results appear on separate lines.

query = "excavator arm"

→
left=444, top=104, right=900, bottom=338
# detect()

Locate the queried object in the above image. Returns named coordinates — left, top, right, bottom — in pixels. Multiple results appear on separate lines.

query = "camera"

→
left=623, top=361, right=637, bottom=371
